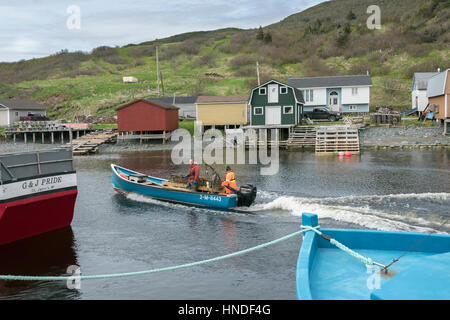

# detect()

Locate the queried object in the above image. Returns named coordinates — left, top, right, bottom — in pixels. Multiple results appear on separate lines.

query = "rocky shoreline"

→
left=1, top=126, right=449, bottom=154
left=359, top=126, right=449, bottom=149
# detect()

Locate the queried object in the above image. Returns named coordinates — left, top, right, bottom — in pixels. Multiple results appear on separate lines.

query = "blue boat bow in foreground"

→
left=296, top=213, right=450, bottom=300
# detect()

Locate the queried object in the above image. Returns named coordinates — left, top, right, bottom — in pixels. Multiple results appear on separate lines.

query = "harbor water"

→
left=0, top=146, right=449, bottom=299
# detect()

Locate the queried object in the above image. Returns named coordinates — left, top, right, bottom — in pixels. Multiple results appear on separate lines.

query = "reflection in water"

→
left=220, top=219, right=238, bottom=253
left=0, top=149, right=446, bottom=299
left=0, top=227, right=79, bottom=300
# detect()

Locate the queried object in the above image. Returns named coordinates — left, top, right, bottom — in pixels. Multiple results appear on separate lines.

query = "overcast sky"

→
left=0, top=0, right=324, bottom=62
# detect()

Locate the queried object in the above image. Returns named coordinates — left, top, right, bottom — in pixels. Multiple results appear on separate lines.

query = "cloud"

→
left=0, top=0, right=324, bottom=62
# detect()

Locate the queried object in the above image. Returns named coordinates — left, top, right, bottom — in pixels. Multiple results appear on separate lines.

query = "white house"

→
left=411, top=72, right=440, bottom=112
left=122, top=76, right=138, bottom=83
left=0, top=99, right=48, bottom=126
left=287, top=74, right=372, bottom=113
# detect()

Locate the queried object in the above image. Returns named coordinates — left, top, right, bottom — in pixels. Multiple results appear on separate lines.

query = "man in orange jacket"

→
left=222, top=165, right=238, bottom=194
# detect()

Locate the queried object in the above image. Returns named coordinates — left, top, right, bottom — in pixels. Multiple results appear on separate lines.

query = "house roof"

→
left=427, top=69, right=449, bottom=98
left=145, top=98, right=179, bottom=109
left=251, top=79, right=305, bottom=104
left=0, top=99, right=48, bottom=110
left=196, top=95, right=249, bottom=104
left=287, top=75, right=373, bottom=89
left=412, top=72, right=440, bottom=90
left=148, top=96, right=198, bottom=105
left=117, top=99, right=179, bottom=111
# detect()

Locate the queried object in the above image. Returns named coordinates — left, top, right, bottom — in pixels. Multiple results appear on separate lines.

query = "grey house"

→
left=411, top=72, right=439, bottom=112
left=0, top=99, right=48, bottom=126
left=288, top=75, right=372, bottom=113
left=147, top=96, right=197, bottom=119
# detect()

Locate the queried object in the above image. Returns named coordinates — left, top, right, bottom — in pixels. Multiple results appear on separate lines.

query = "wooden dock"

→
left=68, top=130, right=118, bottom=155
left=315, top=126, right=360, bottom=155
left=287, top=126, right=317, bottom=147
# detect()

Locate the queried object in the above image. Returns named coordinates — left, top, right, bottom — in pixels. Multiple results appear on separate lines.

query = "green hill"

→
left=0, top=0, right=448, bottom=121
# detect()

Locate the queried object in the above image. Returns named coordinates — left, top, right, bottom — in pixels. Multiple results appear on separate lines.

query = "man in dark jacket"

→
left=185, top=159, right=200, bottom=191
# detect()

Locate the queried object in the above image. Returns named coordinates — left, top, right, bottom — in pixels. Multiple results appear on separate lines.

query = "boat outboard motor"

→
left=237, top=184, right=257, bottom=207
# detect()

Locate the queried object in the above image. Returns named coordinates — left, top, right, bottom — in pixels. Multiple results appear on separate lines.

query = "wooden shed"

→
left=116, top=99, right=179, bottom=143
left=196, top=95, right=249, bottom=130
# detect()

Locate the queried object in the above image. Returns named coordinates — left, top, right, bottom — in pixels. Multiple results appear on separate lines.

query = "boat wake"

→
left=123, top=192, right=245, bottom=216
left=248, top=192, right=450, bottom=233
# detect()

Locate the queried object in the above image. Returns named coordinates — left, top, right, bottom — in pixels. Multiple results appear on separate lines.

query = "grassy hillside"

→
left=0, top=0, right=449, bottom=121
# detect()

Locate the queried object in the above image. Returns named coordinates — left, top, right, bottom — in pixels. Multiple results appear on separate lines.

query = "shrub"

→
left=91, top=46, right=117, bottom=58
left=128, top=45, right=155, bottom=58
left=103, top=55, right=127, bottom=65
left=304, top=56, right=340, bottom=77
left=229, top=55, right=256, bottom=69
left=192, top=54, right=217, bottom=68
left=233, top=66, right=255, bottom=77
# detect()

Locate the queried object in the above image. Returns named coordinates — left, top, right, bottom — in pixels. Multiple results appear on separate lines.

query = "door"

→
left=265, top=106, right=281, bottom=125
left=329, top=91, right=339, bottom=112
left=268, top=84, right=279, bottom=103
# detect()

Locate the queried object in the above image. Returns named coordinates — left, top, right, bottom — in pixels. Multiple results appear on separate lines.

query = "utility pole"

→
left=256, top=61, right=260, bottom=86
left=160, top=70, right=165, bottom=96
left=156, top=45, right=160, bottom=96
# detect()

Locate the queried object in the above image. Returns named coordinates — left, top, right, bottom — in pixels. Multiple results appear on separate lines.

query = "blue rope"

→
left=0, top=225, right=379, bottom=281
left=0, top=228, right=307, bottom=281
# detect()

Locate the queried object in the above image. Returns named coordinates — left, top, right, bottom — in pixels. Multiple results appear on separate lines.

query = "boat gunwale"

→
left=296, top=213, right=450, bottom=300
left=111, top=163, right=237, bottom=199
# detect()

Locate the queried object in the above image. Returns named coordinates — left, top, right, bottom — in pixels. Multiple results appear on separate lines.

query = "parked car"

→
left=304, top=107, right=342, bottom=121
left=20, top=113, right=48, bottom=121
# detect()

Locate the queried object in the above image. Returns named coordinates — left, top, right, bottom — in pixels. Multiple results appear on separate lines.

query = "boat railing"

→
left=0, top=148, right=74, bottom=183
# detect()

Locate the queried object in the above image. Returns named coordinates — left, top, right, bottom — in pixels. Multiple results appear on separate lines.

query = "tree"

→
left=264, top=32, right=272, bottom=43
left=346, top=10, right=356, bottom=20
left=256, top=26, right=264, bottom=40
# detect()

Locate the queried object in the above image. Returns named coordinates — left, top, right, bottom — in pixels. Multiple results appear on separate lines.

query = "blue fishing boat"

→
left=296, top=213, right=450, bottom=300
left=111, top=164, right=257, bottom=210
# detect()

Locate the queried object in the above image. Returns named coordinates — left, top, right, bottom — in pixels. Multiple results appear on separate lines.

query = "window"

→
left=15, top=112, right=19, bottom=116
left=352, top=88, right=358, bottom=95
left=280, top=86, right=288, bottom=94
left=254, top=107, right=264, bottom=115
left=303, top=89, right=314, bottom=102
left=283, top=106, right=293, bottom=114
left=259, top=88, right=267, bottom=95
left=348, top=105, right=357, bottom=111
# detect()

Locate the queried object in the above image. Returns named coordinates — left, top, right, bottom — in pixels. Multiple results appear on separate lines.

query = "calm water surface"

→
left=0, top=149, right=449, bottom=299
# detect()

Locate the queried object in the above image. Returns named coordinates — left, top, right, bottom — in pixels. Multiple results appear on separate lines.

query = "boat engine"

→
left=237, top=184, right=257, bottom=207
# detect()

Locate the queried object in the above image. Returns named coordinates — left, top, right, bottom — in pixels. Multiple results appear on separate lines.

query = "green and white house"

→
left=248, top=80, right=305, bottom=127
left=287, top=74, right=372, bottom=113
left=245, top=80, right=305, bottom=143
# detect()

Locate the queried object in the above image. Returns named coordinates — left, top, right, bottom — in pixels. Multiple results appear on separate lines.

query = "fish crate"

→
left=315, top=126, right=360, bottom=155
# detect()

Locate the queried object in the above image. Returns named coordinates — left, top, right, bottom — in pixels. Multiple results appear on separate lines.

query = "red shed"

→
left=117, top=99, right=179, bottom=133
